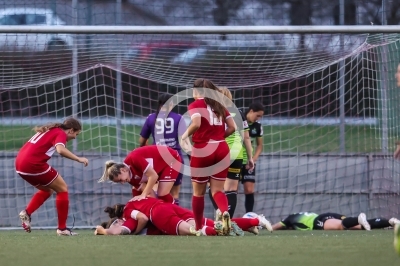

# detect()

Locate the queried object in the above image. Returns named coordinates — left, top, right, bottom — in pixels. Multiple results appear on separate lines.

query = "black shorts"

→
left=227, top=159, right=243, bottom=180
left=241, top=164, right=256, bottom=184
left=313, top=213, right=346, bottom=230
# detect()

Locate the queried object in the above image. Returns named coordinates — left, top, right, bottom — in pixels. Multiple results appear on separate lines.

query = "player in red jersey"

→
left=98, top=145, right=182, bottom=203
left=15, top=117, right=89, bottom=236
left=94, top=197, right=202, bottom=236
left=180, top=78, right=236, bottom=234
left=95, top=201, right=273, bottom=236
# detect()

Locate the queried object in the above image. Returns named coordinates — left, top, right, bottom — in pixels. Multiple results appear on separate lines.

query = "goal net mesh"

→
left=0, top=28, right=400, bottom=228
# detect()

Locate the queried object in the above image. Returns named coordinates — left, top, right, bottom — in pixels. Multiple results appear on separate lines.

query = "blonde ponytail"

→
left=98, top=160, right=126, bottom=183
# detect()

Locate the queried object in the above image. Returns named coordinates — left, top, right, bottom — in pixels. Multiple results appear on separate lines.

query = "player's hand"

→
left=129, top=194, right=146, bottom=202
left=94, top=225, right=106, bottom=235
left=180, top=138, right=192, bottom=154
left=246, top=159, right=255, bottom=171
left=78, top=157, right=89, bottom=166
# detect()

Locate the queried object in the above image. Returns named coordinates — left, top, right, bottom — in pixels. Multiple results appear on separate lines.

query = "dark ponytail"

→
left=245, top=102, right=264, bottom=116
left=193, top=78, right=226, bottom=120
left=104, top=204, right=125, bottom=219
left=33, top=117, right=82, bottom=133
left=154, top=93, right=172, bottom=125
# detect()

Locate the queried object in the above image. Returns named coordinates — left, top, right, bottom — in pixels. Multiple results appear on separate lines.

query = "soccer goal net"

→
left=0, top=26, right=399, bottom=229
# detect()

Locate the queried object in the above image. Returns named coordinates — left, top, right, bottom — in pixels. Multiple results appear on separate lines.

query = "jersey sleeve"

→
left=188, top=101, right=201, bottom=120
left=52, top=129, right=67, bottom=147
left=239, top=110, right=249, bottom=131
left=124, top=151, right=151, bottom=175
left=225, top=108, right=232, bottom=121
left=140, top=115, right=152, bottom=139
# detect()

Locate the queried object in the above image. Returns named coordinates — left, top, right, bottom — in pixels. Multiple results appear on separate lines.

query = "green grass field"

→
left=0, top=230, right=398, bottom=266
left=0, top=124, right=392, bottom=153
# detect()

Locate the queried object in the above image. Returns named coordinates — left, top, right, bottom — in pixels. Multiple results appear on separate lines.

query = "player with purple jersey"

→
left=139, top=93, right=190, bottom=205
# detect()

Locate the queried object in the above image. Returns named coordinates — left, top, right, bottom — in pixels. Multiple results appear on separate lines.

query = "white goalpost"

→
left=0, top=25, right=400, bottom=229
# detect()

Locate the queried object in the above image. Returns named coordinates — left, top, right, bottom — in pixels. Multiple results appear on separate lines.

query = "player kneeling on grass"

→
left=98, top=145, right=182, bottom=203
left=15, top=117, right=89, bottom=236
left=271, top=212, right=400, bottom=231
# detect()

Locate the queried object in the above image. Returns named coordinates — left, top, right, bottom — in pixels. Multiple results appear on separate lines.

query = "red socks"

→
left=56, top=192, right=69, bottom=229
left=192, top=196, right=205, bottom=230
left=201, top=226, right=217, bottom=236
left=212, top=191, right=229, bottom=213
left=203, top=218, right=215, bottom=227
left=26, top=190, right=52, bottom=215
left=231, top=218, right=259, bottom=231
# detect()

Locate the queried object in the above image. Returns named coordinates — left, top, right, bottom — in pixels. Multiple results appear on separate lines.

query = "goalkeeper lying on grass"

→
left=271, top=212, right=400, bottom=231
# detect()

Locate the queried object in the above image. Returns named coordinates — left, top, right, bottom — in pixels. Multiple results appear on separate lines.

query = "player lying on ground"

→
left=94, top=196, right=212, bottom=236
left=95, top=199, right=273, bottom=236
left=98, top=145, right=182, bottom=203
left=16, top=117, right=89, bottom=236
left=271, top=212, right=400, bottom=231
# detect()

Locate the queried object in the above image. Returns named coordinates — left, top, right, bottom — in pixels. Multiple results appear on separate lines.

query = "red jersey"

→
left=15, top=128, right=67, bottom=174
left=124, top=197, right=163, bottom=218
left=124, top=145, right=179, bottom=188
left=188, top=98, right=231, bottom=143
left=122, top=198, right=163, bottom=235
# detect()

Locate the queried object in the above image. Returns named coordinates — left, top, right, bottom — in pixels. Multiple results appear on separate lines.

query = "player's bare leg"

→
left=157, top=182, right=175, bottom=203
left=170, top=185, right=181, bottom=205
left=323, top=219, right=345, bottom=230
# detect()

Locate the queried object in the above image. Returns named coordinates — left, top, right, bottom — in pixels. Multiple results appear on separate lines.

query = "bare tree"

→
left=358, top=0, right=400, bottom=25
left=212, top=0, right=243, bottom=39
left=333, top=0, right=357, bottom=25
left=288, top=0, right=312, bottom=49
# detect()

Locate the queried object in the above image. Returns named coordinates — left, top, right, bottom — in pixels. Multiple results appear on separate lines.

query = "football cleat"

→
left=57, top=228, right=78, bottom=236
left=19, top=210, right=31, bottom=233
left=215, top=209, right=222, bottom=222
left=389, top=218, right=400, bottom=227
left=214, top=221, right=224, bottom=236
left=358, top=213, right=371, bottom=231
left=189, top=226, right=201, bottom=236
left=230, top=221, right=244, bottom=236
left=257, top=214, right=273, bottom=232
left=222, top=211, right=231, bottom=236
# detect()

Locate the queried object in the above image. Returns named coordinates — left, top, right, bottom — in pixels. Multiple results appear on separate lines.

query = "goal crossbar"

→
left=0, top=25, right=400, bottom=34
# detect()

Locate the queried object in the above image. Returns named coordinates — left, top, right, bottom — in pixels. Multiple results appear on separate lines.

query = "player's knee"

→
left=170, top=185, right=180, bottom=198
left=244, top=187, right=254, bottom=194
